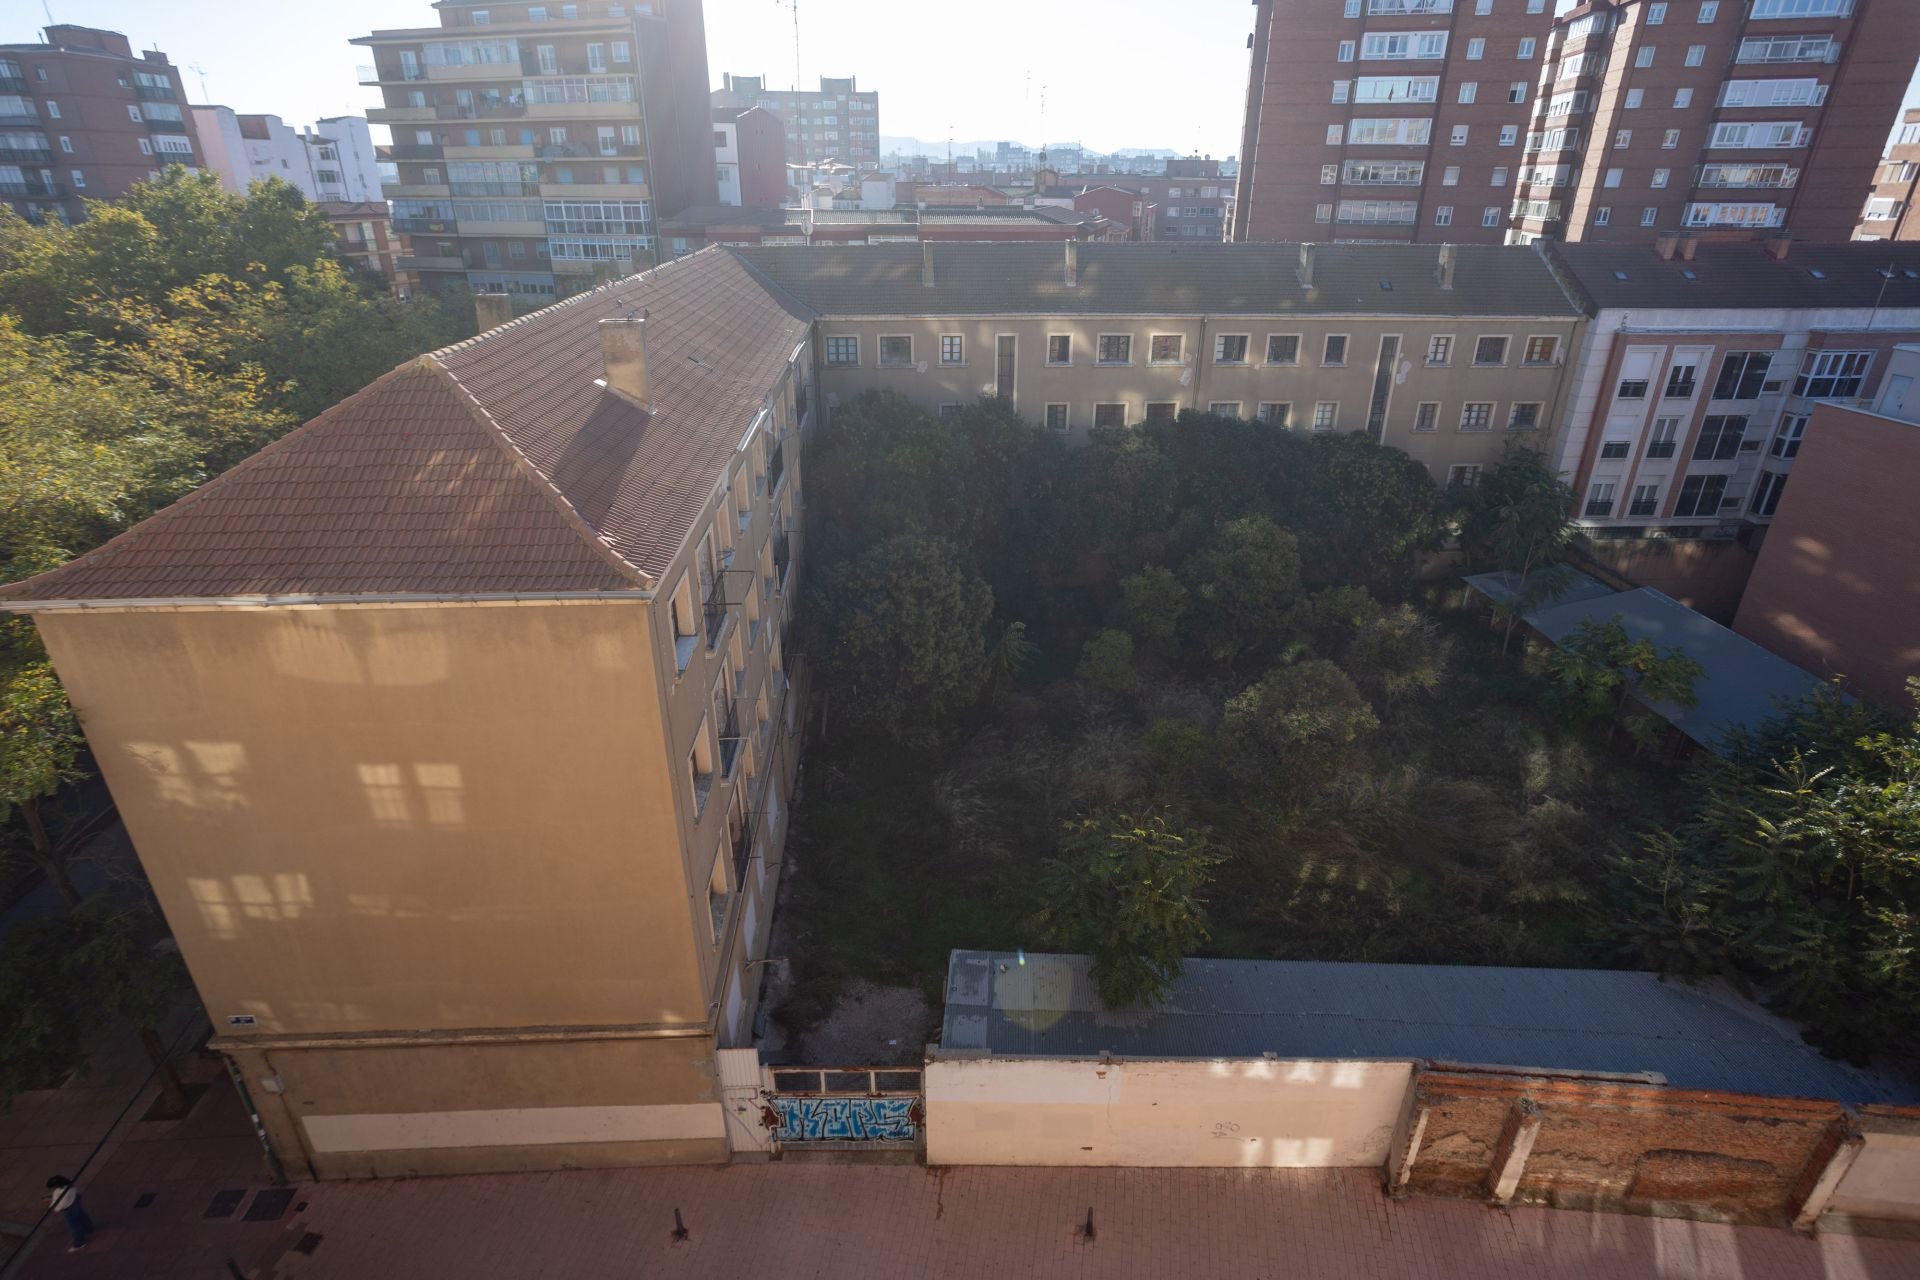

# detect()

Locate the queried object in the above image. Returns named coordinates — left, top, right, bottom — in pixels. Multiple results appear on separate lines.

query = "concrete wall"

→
left=924, top=1056, right=1412, bottom=1169
left=1825, top=1106, right=1920, bottom=1225
left=1580, top=537, right=1758, bottom=624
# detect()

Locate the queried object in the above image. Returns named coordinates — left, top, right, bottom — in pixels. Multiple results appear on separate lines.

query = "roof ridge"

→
left=421, top=354, right=656, bottom=591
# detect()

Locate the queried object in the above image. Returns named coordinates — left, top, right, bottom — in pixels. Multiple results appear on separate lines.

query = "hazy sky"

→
left=9, top=0, right=1918, bottom=159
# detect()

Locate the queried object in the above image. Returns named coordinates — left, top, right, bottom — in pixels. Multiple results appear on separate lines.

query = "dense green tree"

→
left=1220, top=660, right=1379, bottom=794
left=1077, top=629, right=1138, bottom=697
left=1345, top=603, right=1451, bottom=705
left=1040, top=812, right=1224, bottom=1009
left=1546, top=617, right=1703, bottom=741
left=1461, top=447, right=1580, bottom=651
left=1184, top=516, right=1302, bottom=666
left=1293, top=432, right=1443, bottom=593
left=0, top=661, right=85, bottom=908
left=815, top=535, right=995, bottom=740
left=1119, top=566, right=1189, bottom=659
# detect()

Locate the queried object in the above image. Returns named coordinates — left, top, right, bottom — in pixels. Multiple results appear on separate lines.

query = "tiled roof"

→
left=2, top=250, right=812, bottom=603
left=735, top=242, right=1581, bottom=317
left=1547, top=240, right=1920, bottom=312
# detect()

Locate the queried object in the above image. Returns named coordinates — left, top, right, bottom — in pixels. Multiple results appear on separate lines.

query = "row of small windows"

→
left=1014, top=398, right=1540, bottom=434
left=823, top=333, right=1558, bottom=369
left=1582, top=471, right=1785, bottom=523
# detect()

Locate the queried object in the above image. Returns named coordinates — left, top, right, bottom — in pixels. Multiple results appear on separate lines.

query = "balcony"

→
left=0, top=111, right=41, bottom=127
left=0, top=146, right=53, bottom=165
left=536, top=141, right=644, bottom=160
left=383, top=182, right=452, bottom=198
left=718, top=700, right=745, bottom=779
left=391, top=215, right=456, bottom=234
left=0, top=74, right=27, bottom=93
left=703, top=586, right=730, bottom=648
left=396, top=255, right=467, bottom=272
left=1646, top=442, right=1677, bottom=459
left=367, top=105, right=437, bottom=124
left=142, top=115, right=187, bottom=132
left=729, top=804, right=756, bottom=882
left=437, top=100, right=527, bottom=121
left=772, top=532, right=791, bottom=593
left=768, top=441, right=786, bottom=496
left=0, top=181, right=62, bottom=199
left=449, top=180, right=536, bottom=197
left=389, top=143, right=443, bottom=161
left=135, top=82, right=177, bottom=101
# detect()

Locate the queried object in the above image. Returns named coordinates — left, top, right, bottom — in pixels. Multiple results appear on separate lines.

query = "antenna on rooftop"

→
left=188, top=62, right=211, bottom=100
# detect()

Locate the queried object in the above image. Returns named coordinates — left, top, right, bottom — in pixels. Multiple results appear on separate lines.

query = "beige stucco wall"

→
left=1827, top=1124, right=1920, bottom=1223
left=815, top=314, right=1581, bottom=480
left=924, top=1056, right=1413, bottom=1168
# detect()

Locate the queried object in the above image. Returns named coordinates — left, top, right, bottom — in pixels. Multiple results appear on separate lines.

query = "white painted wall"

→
left=925, top=1056, right=1412, bottom=1169
left=1826, top=1128, right=1920, bottom=1222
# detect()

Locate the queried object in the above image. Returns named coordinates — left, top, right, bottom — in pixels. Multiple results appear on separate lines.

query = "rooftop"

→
left=942, top=951, right=1917, bottom=1106
left=1, top=249, right=812, bottom=604
left=734, top=243, right=1580, bottom=318
left=1548, top=240, right=1920, bottom=313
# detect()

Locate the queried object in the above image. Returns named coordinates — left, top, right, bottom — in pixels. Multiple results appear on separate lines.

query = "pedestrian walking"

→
left=46, top=1175, right=93, bottom=1252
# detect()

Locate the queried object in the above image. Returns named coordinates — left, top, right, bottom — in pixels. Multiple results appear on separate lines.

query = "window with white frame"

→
left=1750, top=0, right=1847, bottom=16
left=1413, top=401, right=1439, bottom=432
left=1772, top=413, right=1807, bottom=457
left=1337, top=199, right=1418, bottom=224
left=1145, top=402, right=1178, bottom=425
left=1518, top=38, right=1536, bottom=59
left=1641, top=207, right=1659, bottom=226
left=1626, top=89, right=1644, bottom=109
left=1443, top=166, right=1460, bottom=186
left=1332, top=82, right=1351, bottom=104
left=1710, top=121, right=1807, bottom=149
left=1482, top=206, right=1502, bottom=227
left=1617, top=130, right=1632, bottom=148
left=1648, top=2, right=1668, bottom=21
left=1434, top=205, right=1453, bottom=226
left=1208, top=401, right=1242, bottom=418
left=824, top=335, right=858, bottom=365
left=1047, top=334, right=1071, bottom=365
left=1499, top=126, right=1518, bottom=147
left=1466, top=38, right=1484, bottom=60
left=1458, top=81, right=1478, bottom=104
left=1214, top=334, right=1250, bottom=364
left=1795, top=350, right=1871, bottom=399
left=1316, top=203, right=1334, bottom=223
left=1327, top=124, right=1345, bottom=145
left=1652, top=168, right=1670, bottom=188
left=1629, top=484, right=1660, bottom=516
left=1343, top=159, right=1425, bottom=185
left=1523, top=336, right=1558, bottom=365
left=1313, top=402, right=1339, bottom=431
left=1257, top=402, right=1291, bottom=427
left=1361, top=32, right=1447, bottom=60
left=939, top=334, right=964, bottom=365
left=1699, top=1, right=1719, bottom=18
left=1093, top=402, right=1126, bottom=429
left=1452, top=126, right=1469, bottom=150
left=1449, top=464, right=1482, bottom=488
left=1323, top=334, right=1349, bottom=366
left=1737, top=35, right=1834, bottom=63
left=1459, top=402, right=1494, bottom=430
left=1720, top=78, right=1824, bottom=108
left=1585, top=482, right=1617, bottom=517
left=1664, top=129, right=1681, bottom=148
left=1595, top=206, right=1613, bottom=225
left=1339, top=40, right=1356, bottom=62
left=1097, top=334, right=1132, bottom=364
left=878, top=335, right=913, bottom=367
left=1474, top=336, right=1509, bottom=366
left=1427, top=335, right=1453, bottom=365
left=1347, top=118, right=1432, bottom=145
left=1355, top=76, right=1438, bottom=102
left=1508, top=402, right=1542, bottom=431
left=1604, top=168, right=1623, bottom=188
left=1266, top=334, right=1301, bottom=365
left=1322, top=164, right=1339, bottom=185
left=1149, top=334, right=1183, bottom=364
left=1045, top=403, right=1069, bottom=431
left=1491, top=166, right=1510, bottom=186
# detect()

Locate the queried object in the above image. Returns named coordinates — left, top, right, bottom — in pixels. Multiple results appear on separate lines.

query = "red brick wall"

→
left=1406, top=1070, right=1847, bottom=1224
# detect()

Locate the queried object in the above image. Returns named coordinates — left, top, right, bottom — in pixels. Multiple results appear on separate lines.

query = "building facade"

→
left=1512, top=0, right=1920, bottom=247
left=1733, top=343, right=1920, bottom=707
left=0, top=249, right=813, bottom=1180
left=1545, top=237, right=1920, bottom=549
left=713, top=73, right=879, bottom=171
left=1233, top=0, right=1560, bottom=246
left=1856, top=108, right=1920, bottom=241
left=319, top=200, right=403, bottom=280
left=355, top=0, right=718, bottom=305
left=192, top=109, right=382, bottom=201
left=741, top=241, right=1585, bottom=485
left=713, top=105, right=784, bottom=208
left=0, top=25, right=200, bottom=224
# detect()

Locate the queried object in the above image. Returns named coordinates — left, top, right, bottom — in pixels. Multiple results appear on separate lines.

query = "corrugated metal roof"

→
left=1548, top=240, right=1920, bottom=312
left=1462, top=568, right=1618, bottom=610
left=942, top=951, right=1918, bottom=1105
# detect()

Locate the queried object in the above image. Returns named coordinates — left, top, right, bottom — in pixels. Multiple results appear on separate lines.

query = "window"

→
left=1258, top=402, right=1292, bottom=427
left=1772, top=414, right=1807, bottom=458
left=1629, top=484, right=1661, bottom=517
left=1322, top=334, right=1348, bottom=366
left=69, top=169, right=84, bottom=188
left=1347, top=117, right=1431, bottom=145
left=1312, top=402, right=1339, bottom=431
left=1713, top=351, right=1772, bottom=400
left=1149, top=334, right=1183, bottom=364
left=1595, top=206, right=1612, bottom=226
left=1426, top=336, right=1453, bottom=366
left=1518, top=38, right=1536, bottom=59
left=126, top=104, right=142, bottom=123
left=1665, top=362, right=1697, bottom=398
left=1635, top=47, right=1655, bottom=70
left=1482, top=206, right=1502, bottom=227
left=1601, top=440, right=1632, bottom=460
left=1491, top=167, right=1510, bottom=187
left=1673, top=474, right=1727, bottom=518
left=824, top=336, right=858, bottom=366
left=1458, top=81, right=1478, bottom=104
left=1499, top=126, right=1518, bottom=147
left=1585, top=482, right=1616, bottom=518
left=1045, top=403, right=1070, bottom=431
left=1434, top=205, right=1453, bottom=226
left=1048, top=334, right=1072, bottom=365
left=137, top=138, right=150, bottom=156
left=528, top=5, right=548, bottom=19
left=1215, top=334, right=1250, bottom=364
left=1355, top=76, right=1439, bottom=102
left=45, top=101, right=58, bottom=119
left=612, top=41, right=631, bottom=63
left=1616, top=130, right=1632, bottom=150
left=1332, top=82, right=1351, bottom=104
left=1751, top=470, right=1788, bottom=516
left=1316, top=204, right=1333, bottom=224
left=1266, top=334, right=1300, bottom=365
left=1604, top=168, right=1623, bottom=189
left=1692, top=415, right=1748, bottom=460
left=878, top=336, right=913, bottom=368
left=1473, top=336, right=1509, bottom=366
left=1322, top=164, right=1339, bottom=185
left=1144, top=402, right=1178, bottom=425
left=1648, top=418, right=1683, bottom=458
left=1451, top=125, right=1469, bottom=147
left=1509, top=82, right=1528, bottom=105
left=1094, top=402, right=1127, bottom=429
left=1097, top=334, right=1132, bottom=365
left=1684, top=45, right=1705, bottom=68
left=1508, top=403, right=1542, bottom=431
left=1339, top=41, right=1356, bottom=62
left=1626, top=89, right=1645, bottom=109
left=1475, top=0, right=1491, bottom=13
left=1443, top=166, right=1460, bottom=186
left=1327, top=125, right=1345, bottom=145
left=1523, top=336, right=1558, bottom=365
left=1750, top=0, right=1849, bottom=14
left=586, top=43, right=606, bottom=73
left=1699, top=1, right=1719, bottom=19
left=1664, top=130, right=1681, bottom=149
left=1796, top=351, right=1871, bottom=399
left=1449, top=464, right=1482, bottom=488
left=940, top=334, right=964, bottom=365
left=1674, top=88, right=1693, bottom=108
left=1648, top=2, right=1668, bottom=21
left=1466, top=38, right=1485, bottom=60
left=1207, top=402, right=1241, bottom=419
left=537, top=44, right=558, bottom=74
left=1651, top=168, right=1670, bottom=189
left=1618, top=377, right=1650, bottom=399
left=1460, top=402, right=1494, bottom=431
left=1413, top=402, right=1439, bottom=432
left=472, top=9, right=490, bottom=21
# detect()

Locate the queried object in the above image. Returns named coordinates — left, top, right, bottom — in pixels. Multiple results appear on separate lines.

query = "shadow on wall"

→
left=1580, top=537, right=1758, bottom=624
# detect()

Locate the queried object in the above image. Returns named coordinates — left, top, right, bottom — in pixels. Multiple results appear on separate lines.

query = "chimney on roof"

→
left=1677, top=232, right=1699, bottom=262
left=474, top=292, right=512, bottom=331
left=1764, top=234, right=1793, bottom=261
left=1298, top=243, right=1316, bottom=290
left=1065, top=239, right=1078, bottom=287
left=598, top=316, right=652, bottom=410
left=1653, top=231, right=1680, bottom=262
left=922, top=241, right=935, bottom=286
left=1436, top=243, right=1456, bottom=291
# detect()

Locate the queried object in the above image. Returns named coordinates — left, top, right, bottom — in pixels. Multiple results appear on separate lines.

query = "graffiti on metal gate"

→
left=771, top=1096, right=919, bottom=1143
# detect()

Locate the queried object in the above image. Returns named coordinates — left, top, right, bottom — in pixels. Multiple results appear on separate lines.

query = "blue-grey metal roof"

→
left=1462, top=568, right=1618, bottom=610
left=1523, top=587, right=1827, bottom=752
left=942, top=951, right=1919, bottom=1106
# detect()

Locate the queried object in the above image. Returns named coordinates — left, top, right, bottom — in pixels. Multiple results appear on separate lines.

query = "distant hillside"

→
left=879, top=135, right=1180, bottom=159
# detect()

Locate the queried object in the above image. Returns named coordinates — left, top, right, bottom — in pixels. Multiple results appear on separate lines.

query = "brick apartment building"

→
left=355, top=0, right=717, bottom=306
left=1038, top=161, right=1229, bottom=243
left=1857, top=108, right=1920, bottom=240
left=0, top=25, right=200, bottom=224
left=318, top=200, right=402, bottom=280
left=713, top=104, right=784, bottom=207
left=1733, top=342, right=1920, bottom=707
left=1234, top=0, right=1560, bottom=245
left=1512, top=0, right=1920, bottom=246
left=1544, top=236, right=1920, bottom=550
left=712, top=73, right=879, bottom=171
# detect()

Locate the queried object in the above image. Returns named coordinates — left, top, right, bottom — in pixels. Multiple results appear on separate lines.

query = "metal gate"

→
left=762, top=1067, right=923, bottom=1149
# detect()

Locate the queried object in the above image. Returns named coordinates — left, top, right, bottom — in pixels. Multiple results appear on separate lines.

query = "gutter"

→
left=0, top=590, right=657, bottom=613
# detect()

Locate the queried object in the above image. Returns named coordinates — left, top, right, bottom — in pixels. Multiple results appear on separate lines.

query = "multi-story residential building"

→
left=0, top=25, right=199, bottom=224
left=1233, top=0, right=1561, bottom=246
left=192, top=110, right=383, bottom=202
left=712, top=73, right=879, bottom=170
left=741, top=240, right=1585, bottom=485
left=0, top=248, right=813, bottom=1179
left=1038, top=168, right=1227, bottom=243
left=1856, top=108, right=1920, bottom=240
left=1512, top=0, right=1920, bottom=247
left=1544, top=237, right=1920, bottom=549
left=1034, top=182, right=1159, bottom=241
left=354, top=0, right=717, bottom=305
left=1733, top=342, right=1920, bottom=707
left=713, top=104, right=784, bottom=207
left=318, top=200, right=403, bottom=280
left=308, top=116, right=385, bottom=202
left=659, top=202, right=1107, bottom=253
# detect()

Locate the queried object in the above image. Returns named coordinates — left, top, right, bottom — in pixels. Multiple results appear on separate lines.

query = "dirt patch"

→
left=793, top=980, right=933, bottom=1066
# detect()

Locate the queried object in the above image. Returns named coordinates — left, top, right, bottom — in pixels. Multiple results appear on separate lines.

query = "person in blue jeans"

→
left=46, top=1175, right=93, bottom=1251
